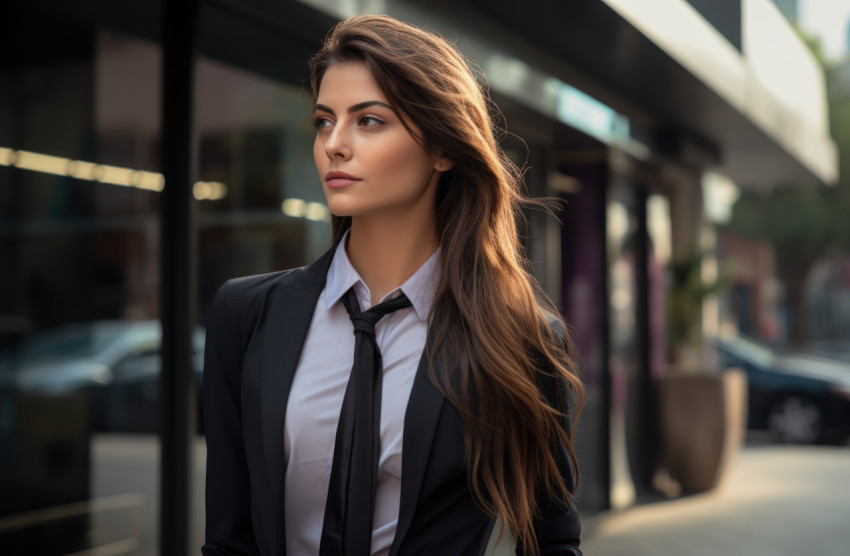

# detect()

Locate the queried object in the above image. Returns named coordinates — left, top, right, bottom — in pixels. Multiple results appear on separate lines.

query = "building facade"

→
left=0, top=0, right=834, bottom=553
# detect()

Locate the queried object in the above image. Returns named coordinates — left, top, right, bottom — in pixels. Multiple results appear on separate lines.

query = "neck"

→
left=345, top=211, right=438, bottom=304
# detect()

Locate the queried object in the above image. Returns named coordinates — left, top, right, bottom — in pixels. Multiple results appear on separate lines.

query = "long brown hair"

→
left=309, top=15, right=584, bottom=553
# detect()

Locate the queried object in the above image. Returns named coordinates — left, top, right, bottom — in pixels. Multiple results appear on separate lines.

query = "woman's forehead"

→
left=316, top=61, right=386, bottom=105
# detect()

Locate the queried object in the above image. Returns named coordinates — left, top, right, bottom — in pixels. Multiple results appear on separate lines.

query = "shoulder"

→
left=209, top=268, right=303, bottom=354
left=530, top=282, right=569, bottom=346
left=538, top=307, right=573, bottom=357
left=211, top=243, right=338, bottom=332
left=214, top=269, right=295, bottom=319
left=218, top=269, right=295, bottom=306
left=542, top=309, right=567, bottom=340
left=534, top=307, right=578, bottom=411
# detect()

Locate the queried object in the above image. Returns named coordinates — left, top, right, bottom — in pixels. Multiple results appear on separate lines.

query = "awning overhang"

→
left=466, top=0, right=837, bottom=188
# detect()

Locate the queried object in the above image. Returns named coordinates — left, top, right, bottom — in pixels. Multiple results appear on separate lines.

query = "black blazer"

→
left=201, top=244, right=582, bottom=556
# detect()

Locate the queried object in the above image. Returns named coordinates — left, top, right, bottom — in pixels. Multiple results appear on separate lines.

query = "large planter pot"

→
left=657, top=369, right=748, bottom=493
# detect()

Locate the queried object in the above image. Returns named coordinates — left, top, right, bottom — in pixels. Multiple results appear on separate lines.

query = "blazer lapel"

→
left=260, top=245, right=337, bottom=555
left=389, top=351, right=446, bottom=556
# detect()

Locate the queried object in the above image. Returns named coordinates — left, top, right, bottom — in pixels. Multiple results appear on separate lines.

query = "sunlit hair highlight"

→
left=309, top=15, right=584, bottom=554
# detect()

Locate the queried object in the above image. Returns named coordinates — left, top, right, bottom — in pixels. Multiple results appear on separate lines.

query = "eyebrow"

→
left=313, top=100, right=394, bottom=115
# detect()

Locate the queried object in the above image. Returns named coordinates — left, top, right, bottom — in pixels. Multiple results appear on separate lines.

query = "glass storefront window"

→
left=195, top=2, right=334, bottom=318
left=556, top=157, right=609, bottom=513
left=192, top=4, right=334, bottom=549
left=195, top=55, right=331, bottom=310
left=1, top=5, right=163, bottom=553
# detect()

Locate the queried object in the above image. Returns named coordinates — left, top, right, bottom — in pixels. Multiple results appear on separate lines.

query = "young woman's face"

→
left=312, top=61, right=447, bottom=220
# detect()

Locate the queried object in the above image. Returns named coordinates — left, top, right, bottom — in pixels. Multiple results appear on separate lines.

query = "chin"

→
left=325, top=204, right=364, bottom=219
left=323, top=191, right=360, bottom=217
left=324, top=197, right=379, bottom=219
left=325, top=200, right=354, bottom=217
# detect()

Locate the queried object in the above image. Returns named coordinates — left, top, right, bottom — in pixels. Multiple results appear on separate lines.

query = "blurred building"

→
left=0, top=0, right=836, bottom=553
left=773, top=0, right=799, bottom=22
left=844, top=16, right=850, bottom=54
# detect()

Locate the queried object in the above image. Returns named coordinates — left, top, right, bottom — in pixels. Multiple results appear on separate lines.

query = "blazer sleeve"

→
left=519, top=317, right=583, bottom=556
left=202, top=281, right=261, bottom=556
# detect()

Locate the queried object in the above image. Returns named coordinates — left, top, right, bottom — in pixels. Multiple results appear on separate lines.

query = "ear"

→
left=434, top=156, right=454, bottom=172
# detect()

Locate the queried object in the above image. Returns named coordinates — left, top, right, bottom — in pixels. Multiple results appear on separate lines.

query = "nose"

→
left=323, top=124, right=352, bottom=161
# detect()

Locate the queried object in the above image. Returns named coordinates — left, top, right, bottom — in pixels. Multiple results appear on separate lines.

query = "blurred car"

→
left=716, top=335, right=850, bottom=444
left=0, top=320, right=205, bottom=433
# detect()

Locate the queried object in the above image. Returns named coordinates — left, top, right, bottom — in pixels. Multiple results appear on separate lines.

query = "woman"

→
left=203, top=14, right=583, bottom=556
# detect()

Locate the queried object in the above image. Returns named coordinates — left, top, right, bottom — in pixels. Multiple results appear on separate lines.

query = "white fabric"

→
left=484, top=518, right=517, bottom=555
left=283, top=234, right=439, bottom=556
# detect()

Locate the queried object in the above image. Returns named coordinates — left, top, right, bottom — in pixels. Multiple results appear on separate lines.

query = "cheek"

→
left=371, top=138, right=433, bottom=182
left=313, top=137, right=323, bottom=167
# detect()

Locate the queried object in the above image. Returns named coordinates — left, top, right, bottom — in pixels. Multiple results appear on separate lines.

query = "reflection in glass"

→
left=1, top=7, right=163, bottom=552
left=195, top=54, right=331, bottom=291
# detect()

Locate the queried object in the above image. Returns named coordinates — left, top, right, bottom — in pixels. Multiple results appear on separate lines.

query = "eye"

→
left=357, top=115, right=385, bottom=127
left=311, top=115, right=333, bottom=130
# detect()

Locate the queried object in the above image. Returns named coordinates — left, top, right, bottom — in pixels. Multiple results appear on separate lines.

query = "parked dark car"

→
left=0, top=320, right=205, bottom=433
left=716, top=335, right=850, bottom=444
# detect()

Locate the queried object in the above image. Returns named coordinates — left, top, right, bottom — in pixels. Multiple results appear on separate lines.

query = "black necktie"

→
left=319, top=287, right=412, bottom=556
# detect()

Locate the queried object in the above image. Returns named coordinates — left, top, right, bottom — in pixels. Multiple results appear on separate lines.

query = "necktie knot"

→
left=341, top=288, right=413, bottom=323
left=349, top=313, right=381, bottom=338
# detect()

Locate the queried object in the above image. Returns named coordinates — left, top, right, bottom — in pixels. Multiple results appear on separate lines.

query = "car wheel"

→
left=767, top=395, right=823, bottom=444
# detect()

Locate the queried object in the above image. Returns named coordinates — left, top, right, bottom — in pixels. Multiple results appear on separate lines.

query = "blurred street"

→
left=582, top=443, right=850, bottom=556
left=87, top=434, right=850, bottom=556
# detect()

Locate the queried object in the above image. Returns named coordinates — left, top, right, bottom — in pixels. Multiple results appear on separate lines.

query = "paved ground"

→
left=89, top=434, right=207, bottom=555
left=581, top=444, right=850, bottom=556
left=85, top=436, right=850, bottom=555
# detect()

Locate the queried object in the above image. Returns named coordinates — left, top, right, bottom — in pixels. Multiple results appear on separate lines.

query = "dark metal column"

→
left=598, top=162, right=612, bottom=510
left=159, top=1, right=199, bottom=554
left=633, top=184, right=657, bottom=493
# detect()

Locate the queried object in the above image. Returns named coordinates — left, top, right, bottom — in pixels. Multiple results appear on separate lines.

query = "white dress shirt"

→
left=283, top=234, right=440, bottom=556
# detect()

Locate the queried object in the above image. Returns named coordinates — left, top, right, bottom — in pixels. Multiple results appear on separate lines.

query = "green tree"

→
left=727, top=31, right=850, bottom=347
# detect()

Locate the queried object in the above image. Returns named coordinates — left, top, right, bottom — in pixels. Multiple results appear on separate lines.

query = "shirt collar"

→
left=325, top=230, right=441, bottom=321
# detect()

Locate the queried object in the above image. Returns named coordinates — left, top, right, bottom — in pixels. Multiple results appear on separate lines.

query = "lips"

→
left=325, top=171, right=361, bottom=188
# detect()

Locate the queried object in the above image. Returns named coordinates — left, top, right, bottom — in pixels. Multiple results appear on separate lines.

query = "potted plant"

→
left=656, top=248, right=747, bottom=493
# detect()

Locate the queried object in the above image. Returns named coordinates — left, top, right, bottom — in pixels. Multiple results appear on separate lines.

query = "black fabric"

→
left=201, top=246, right=583, bottom=556
left=320, top=289, right=412, bottom=556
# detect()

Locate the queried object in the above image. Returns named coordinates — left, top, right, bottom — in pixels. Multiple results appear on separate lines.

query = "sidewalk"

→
left=581, top=444, right=850, bottom=556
